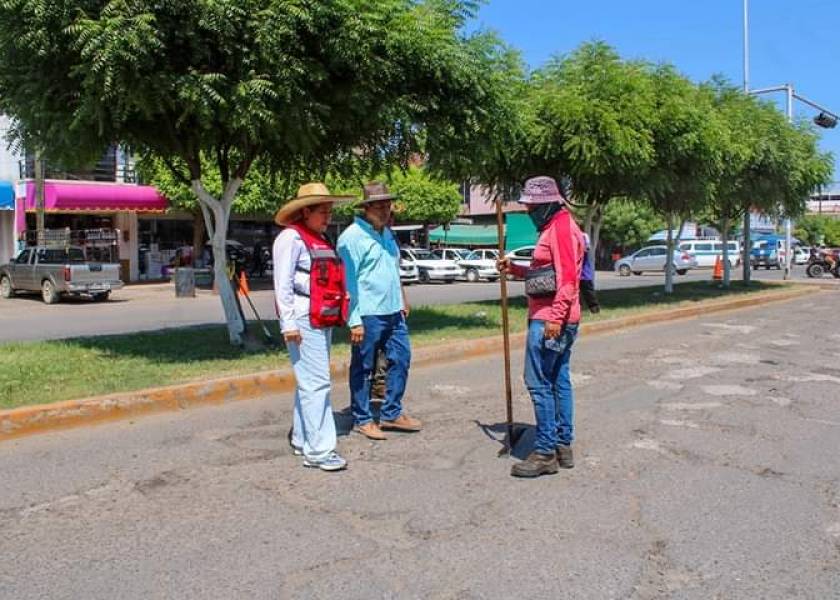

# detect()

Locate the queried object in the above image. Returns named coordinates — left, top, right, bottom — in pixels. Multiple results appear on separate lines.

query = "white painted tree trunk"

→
left=664, top=215, right=687, bottom=295
left=191, top=178, right=245, bottom=345
left=721, top=216, right=731, bottom=287
left=583, top=202, right=603, bottom=283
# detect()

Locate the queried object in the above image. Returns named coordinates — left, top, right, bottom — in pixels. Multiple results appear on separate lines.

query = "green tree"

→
left=389, top=168, right=462, bottom=224
left=138, top=156, right=293, bottom=260
left=528, top=42, right=658, bottom=262
left=709, top=81, right=833, bottom=285
left=0, top=0, right=497, bottom=344
left=599, top=200, right=665, bottom=254
left=644, top=67, right=724, bottom=294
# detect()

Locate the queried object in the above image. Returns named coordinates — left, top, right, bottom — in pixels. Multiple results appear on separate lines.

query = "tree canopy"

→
left=0, top=0, right=501, bottom=343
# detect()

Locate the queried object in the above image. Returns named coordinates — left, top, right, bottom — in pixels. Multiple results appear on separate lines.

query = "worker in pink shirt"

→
left=498, top=176, right=586, bottom=478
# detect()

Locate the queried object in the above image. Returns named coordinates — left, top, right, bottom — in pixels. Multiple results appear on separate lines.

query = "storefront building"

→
left=0, top=180, right=14, bottom=265
left=15, top=179, right=167, bottom=281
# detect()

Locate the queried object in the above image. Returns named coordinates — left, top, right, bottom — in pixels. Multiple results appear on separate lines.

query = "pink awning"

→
left=19, top=180, right=168, bottom=213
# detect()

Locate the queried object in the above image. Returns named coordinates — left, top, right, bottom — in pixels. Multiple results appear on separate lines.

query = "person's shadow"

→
left=475, top=420, right=534, bottom=459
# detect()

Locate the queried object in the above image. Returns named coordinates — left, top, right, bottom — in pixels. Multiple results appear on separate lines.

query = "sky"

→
left=472, top=0, right=840, bottom=183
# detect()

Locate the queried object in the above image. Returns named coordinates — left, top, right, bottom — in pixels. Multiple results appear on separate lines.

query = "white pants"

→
left=288, top=318, right=337, bottom=460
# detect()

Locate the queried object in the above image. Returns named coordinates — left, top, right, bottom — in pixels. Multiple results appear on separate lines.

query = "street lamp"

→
left=748, top=84, right=839, bottom=279
left=742, top=1, right=838, bottom=281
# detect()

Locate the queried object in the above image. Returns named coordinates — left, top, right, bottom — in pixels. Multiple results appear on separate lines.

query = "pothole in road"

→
left=701, top=385, right=758, bottom=397
left=664, top=366, right=721, bottom=380
left=708, top=352, right=761, bottom=366
left=659, top=419, right=700, bottom=429
left=648, top=380, right=684, bottom=392
left=428, top=385, right=472, bottom=398
left=704, top=323, right=757, bottom=335
left=661, top=401, right=724, bottom=411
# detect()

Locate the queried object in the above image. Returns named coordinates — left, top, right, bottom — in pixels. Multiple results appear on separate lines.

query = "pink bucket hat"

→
left=517, top=176, right=566, bottom=205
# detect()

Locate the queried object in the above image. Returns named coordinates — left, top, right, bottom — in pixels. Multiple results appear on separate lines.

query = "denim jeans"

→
left=288, top=317, right=337, bottom=460
left=349, top=312, right=411, bottom=425
left=523, top=320, right=579, bottom=454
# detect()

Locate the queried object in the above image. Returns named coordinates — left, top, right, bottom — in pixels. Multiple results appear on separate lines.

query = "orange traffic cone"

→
left=238, top=271, right=251, bottom=296
left=712, top=255, right=723, bottom=281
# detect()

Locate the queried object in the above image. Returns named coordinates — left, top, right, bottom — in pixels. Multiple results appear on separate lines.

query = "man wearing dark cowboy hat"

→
left=337, top=182, right=423, bottom=440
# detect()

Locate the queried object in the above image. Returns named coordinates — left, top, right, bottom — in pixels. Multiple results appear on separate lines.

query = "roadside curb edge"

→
left=0, top=286, right=817, bottom=441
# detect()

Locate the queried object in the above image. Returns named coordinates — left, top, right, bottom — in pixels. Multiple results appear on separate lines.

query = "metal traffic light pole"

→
left=749, top=84, right=839, bottom=280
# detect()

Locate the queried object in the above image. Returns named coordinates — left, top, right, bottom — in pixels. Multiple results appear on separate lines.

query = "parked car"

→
left=794, top=246, right=811, bottom=265
left=678, top=240, right=740, bottom=268
left=614, top=245, right=698, bottom=276
left=504, top=245, right=536, bottom=280
left=398, top=250, right=420, bottom=284
left=456, top=249, right=500, bottom=282
left=750, top=237, right=787, bottom=270
left=399, top=247, right=462, bottom=283
left=0, top=246, right=123, bottom=304
left=431, top=248, right=472, bottom=262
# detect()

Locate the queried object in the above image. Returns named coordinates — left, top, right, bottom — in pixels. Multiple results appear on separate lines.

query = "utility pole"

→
left=34, top=151, right=45, bottom=246
left=784, top=84, right=794, bottom=281
left=742, top=0, right=752, bottom=284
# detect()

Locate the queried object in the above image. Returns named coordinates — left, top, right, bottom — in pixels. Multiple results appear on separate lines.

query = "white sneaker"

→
left=303, top=451, right=347, bottom=472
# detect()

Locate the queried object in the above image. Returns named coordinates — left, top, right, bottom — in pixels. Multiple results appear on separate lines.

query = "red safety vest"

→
left=287, top=224, right=349, bottom=328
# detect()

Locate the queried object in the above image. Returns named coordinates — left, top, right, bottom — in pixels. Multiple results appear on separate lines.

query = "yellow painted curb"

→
left=0, top=286, right=816, bottom=442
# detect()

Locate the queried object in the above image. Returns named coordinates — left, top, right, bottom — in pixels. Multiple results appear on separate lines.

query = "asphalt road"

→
left=1, top=295, right=838, bottom=598
left=0, top=266, right=816, bottom=342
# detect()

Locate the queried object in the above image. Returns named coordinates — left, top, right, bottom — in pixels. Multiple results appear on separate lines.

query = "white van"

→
left=678, top=240, right=740, bottom=268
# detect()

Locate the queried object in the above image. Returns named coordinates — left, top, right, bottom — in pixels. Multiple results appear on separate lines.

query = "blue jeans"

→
left=523, top=320, right=579, bottom=454
left=349, top=313, right=411, bottom=425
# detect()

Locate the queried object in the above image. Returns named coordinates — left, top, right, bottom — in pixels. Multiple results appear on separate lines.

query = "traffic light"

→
left=814, top=112, right=838, bottom=129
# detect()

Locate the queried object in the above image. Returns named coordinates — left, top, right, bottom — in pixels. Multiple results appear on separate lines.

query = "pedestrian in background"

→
left=273, top=183, right=354, bottom=472
left=498, top=176, right=586, bottom=478
left=337, top=182, right=422, bottom=441
left=580, top=233, right=600, bottom=314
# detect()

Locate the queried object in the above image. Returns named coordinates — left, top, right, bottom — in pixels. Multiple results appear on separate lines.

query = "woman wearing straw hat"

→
left=273, top=182, right=354, bottom=471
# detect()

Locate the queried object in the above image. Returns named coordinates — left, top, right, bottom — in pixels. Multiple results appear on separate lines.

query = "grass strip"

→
left=0, top=281, right=790, bottom=409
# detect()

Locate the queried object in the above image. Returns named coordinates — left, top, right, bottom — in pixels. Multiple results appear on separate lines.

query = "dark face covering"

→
left=528, top=202, right=563, bottom=232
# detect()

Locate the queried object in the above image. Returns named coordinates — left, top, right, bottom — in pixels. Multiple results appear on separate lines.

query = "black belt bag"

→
left=524, top=265, right=557, bottom=297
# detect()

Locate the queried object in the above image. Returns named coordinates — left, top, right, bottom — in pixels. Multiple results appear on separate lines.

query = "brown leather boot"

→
left=354, top=422, right=387, bottom=440
left=380, top=414, right=423, bottom=432
left=556, top=445, right=574, bottom=469
left=510, top=452, right=559, bottom=478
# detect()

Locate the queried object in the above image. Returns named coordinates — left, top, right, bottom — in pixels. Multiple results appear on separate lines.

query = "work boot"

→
left=354, top=422, right=387, bottom=440
left=556, top=445, right=574, bottom=469
left=380, top=414, right=423, bottom=432
left=510, top=452, right=559, bottom=478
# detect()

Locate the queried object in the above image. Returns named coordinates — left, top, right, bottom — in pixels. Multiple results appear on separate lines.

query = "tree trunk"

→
left=590, top=210, right=604, bottom=279
left=664, top=214, right=686, bottom=295
left=742, top=211, right=751, bottom=284
left=721, top=216, right=731, bottom=287
left=192, top=179, right=246, bottom=346
left=192, top=210, right=206, bottom=267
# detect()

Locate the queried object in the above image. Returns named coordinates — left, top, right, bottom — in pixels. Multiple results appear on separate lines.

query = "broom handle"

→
left=495, top=197, right=514, bottom=446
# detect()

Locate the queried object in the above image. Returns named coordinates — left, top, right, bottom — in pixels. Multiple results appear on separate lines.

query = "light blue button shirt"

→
left=337, top=217, right=404, bottom=328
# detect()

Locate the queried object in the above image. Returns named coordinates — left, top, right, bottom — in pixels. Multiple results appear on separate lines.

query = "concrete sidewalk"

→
left=1, top=296, right=838, bottom=598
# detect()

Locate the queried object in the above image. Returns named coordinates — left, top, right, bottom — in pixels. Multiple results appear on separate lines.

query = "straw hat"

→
left=274, top=182, right=354, bottom=226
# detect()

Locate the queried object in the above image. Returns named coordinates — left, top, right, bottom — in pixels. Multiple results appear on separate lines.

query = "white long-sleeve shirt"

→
left=272, top=228, right=311, bottom=333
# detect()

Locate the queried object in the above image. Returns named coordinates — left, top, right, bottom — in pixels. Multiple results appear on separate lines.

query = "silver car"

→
left=615, top=245, right=697, bottom=276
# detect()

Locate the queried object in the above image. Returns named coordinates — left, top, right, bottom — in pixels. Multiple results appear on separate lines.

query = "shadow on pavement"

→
left=475, top=420, right=535, bottom=460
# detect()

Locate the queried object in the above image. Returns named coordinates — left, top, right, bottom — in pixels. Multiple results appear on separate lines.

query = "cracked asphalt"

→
left=1, top=293, right=839, bottom=599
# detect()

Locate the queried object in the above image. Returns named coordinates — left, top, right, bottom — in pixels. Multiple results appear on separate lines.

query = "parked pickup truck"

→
left=0, top=246, right=123, bottom=304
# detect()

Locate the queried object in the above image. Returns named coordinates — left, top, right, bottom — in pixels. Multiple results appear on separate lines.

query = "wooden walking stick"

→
left=494, top=194, right=520, bottom=456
